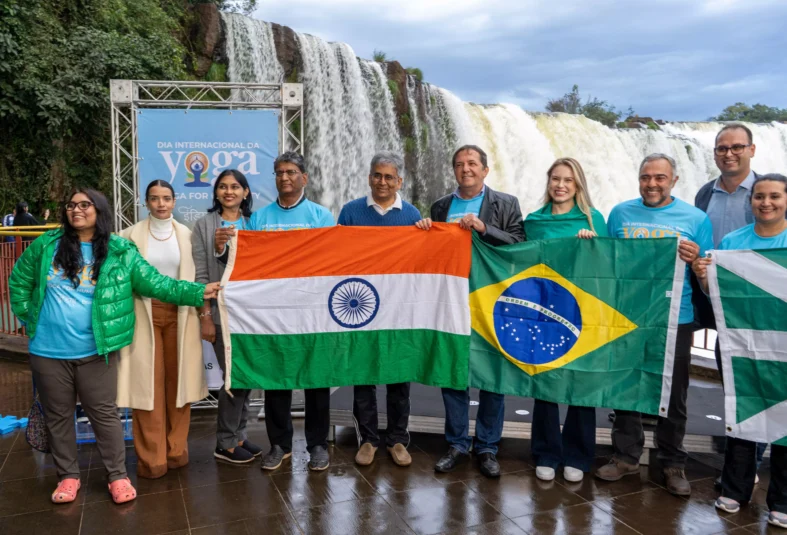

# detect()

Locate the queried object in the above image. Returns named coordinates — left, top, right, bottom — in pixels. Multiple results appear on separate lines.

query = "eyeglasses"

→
left=371, top=173, right=399, bottom=183
left=714, top=144, right=751, bottom=156
left=274, top=169, right=300, bottom=178
left=65, top=201, right=94, bottom=212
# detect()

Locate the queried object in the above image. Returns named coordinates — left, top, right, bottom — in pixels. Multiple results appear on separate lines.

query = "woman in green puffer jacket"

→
left=9, top=189, right=221, bottom=506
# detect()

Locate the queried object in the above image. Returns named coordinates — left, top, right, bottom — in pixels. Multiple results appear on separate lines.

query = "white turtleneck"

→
left=146, top=216, right=180, bottom=279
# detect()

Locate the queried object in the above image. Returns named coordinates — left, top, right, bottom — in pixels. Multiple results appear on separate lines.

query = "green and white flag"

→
left=708, top=248, right=787, bottom=446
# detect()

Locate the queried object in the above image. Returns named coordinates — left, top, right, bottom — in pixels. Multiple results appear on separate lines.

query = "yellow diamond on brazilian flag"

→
left=470, top=263, right=637, bottom=376
left=467, top=235, right=683, bottom=415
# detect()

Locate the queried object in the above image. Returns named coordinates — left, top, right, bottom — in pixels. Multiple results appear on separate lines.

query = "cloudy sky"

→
left=254, top=0, right=787, bottom=121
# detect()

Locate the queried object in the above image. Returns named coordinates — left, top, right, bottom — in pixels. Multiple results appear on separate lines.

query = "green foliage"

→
left=286, top=67, right=299, bottom=84
left=405, top=67, right=423, bottom=82
left=373, top=49, right=387, bottom=62
left=192, top=1, right=258, bottom=16
left=420, top=124, right=429, bottom=149
left=399, top=113, right=411, bottom=129
left=403, top=136, right=417, bottom=155
left=647, top=121, right=660, bottom=130
left=387, top=79, right=400, bottom=98
left=546, top=84, right=633, bottom=128
left=429, top=95, right=437, bottom=107
left=205, top=62, right=227, bottom=82
left=0, top=0, right=193, bottom=215
left=710, top=102, right=787, bottom=123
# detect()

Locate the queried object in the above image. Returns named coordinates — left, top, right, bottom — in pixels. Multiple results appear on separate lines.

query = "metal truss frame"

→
left=110, top=79, right=304, bottom=231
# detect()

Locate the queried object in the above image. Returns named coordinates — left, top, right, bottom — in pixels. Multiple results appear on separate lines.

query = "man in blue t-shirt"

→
left=337, top=151, right=421, bottom=469
left=253, top=152, right=335, bottom=474
left=597, top=153, right=713, bottom=497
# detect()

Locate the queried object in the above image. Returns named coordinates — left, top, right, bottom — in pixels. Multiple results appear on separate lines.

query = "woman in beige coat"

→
left=118, top=180, right=207, bottom=479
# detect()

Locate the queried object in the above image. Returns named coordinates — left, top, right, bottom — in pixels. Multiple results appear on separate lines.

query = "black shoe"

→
left=477, top=452, right=501, bottom=478
left=308, top=446, right=330, bottom=471
left=434, top=447, right=467, bottom=473
left=239, top=440, right=263, bottom=457
left=261, top=445, right=292, bottom=471
left=214, top=446, right=254, bottom=464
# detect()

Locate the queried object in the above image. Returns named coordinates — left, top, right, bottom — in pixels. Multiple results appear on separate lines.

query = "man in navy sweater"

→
left=337, top=151, right=421, bottom=467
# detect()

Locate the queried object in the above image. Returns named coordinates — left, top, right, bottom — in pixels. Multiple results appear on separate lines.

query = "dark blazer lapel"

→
left=478, top=187, right=495, bottom=224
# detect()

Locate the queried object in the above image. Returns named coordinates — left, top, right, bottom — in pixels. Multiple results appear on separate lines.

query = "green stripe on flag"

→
left=717, top=266, right=787, bottom=331
left=753, top=248, right=787, bottom=269
left=732, top=356, right=787, bottom=425
left=229, top=329, right=469, bottom=390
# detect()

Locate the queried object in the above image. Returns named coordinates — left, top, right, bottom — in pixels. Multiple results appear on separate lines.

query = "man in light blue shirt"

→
left=252, top=152, right=335, bottom=474
left=598, top=153, right=712, bottom=497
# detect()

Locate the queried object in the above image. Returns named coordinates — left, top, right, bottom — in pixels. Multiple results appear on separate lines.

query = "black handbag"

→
left=25, top=382, right=49, bottom=453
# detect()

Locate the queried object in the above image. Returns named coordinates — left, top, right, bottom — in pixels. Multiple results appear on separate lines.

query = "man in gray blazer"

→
left=416, top=144, right=524, bottom=478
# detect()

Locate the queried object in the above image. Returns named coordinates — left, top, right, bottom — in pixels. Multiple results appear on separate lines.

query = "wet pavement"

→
left=0, top=357, right=779, bottom=534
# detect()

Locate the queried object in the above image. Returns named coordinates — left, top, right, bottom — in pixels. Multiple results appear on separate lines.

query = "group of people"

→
left=8, top=122, right=786, bottom=528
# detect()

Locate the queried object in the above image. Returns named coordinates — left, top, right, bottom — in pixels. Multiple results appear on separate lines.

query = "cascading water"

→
left=222, top=13, right=787, bottom=216
left=223, top=13, right=283, bottom=85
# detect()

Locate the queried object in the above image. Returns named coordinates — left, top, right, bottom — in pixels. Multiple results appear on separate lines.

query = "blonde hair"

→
left=542, top=158, right=596, bottom=232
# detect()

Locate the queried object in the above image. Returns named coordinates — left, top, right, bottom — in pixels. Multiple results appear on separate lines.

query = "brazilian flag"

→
left=468, top=235, right=682, bottom=416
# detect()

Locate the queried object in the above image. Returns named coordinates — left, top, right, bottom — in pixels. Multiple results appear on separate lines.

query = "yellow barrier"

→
left=0, top=224, right=60, bottom=237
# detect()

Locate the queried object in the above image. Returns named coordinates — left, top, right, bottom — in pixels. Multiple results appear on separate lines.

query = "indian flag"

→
left=708, top=248, right=787, bottom=446
left=219, top=224, right=472, bottom=391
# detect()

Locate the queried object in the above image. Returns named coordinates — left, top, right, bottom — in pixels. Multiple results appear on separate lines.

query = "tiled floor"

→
left=0, top=358, right=779, bottom=535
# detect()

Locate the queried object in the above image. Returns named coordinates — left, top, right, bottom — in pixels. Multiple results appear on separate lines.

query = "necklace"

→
left=149, top=221, right=175, bottom=242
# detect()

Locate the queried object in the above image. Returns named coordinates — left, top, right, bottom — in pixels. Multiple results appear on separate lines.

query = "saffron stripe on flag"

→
left=229, top=223, right=472, bottom=281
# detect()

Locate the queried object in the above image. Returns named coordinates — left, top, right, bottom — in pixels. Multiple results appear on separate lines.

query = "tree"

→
left=546, top=85, right=632, bottom=127
left=373, top=49, right=387, bottom=62
left=711, top=102, right=787, bottom=123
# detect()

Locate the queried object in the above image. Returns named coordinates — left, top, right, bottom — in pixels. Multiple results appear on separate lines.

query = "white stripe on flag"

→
left=724, top=330, right=787, bottom=363
left=659, top=242, right=684, bottom=415
left=729, top=400, right=787, bottom=444
left=225, top=273, right=470, bottom=336
left=714, top=250, right=787, bottom=302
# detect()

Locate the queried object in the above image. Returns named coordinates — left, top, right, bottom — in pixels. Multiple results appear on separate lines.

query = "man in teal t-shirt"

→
left=597, top=153, right=711, bottom=497
left=253, top=152, right=335, bottom=475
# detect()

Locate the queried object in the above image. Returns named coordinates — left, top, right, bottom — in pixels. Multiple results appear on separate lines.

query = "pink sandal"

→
left=108, top=477, right=137, bottom=504
left=51, top=478, right=81, bottom=503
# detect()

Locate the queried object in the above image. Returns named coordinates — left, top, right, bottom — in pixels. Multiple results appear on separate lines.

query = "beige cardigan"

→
left=117, top=219, right=208, bottom=410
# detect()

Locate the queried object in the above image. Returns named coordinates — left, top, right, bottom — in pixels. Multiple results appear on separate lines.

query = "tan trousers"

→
left=132, top=300, right=191, bottom=479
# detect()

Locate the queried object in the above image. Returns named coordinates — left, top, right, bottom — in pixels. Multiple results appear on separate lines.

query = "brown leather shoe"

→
left=355, top=443, right=377, bottom=466
left=387, top=443, right=412, bottom=467
left=594, top=459, right=640, bottom=481
left=664, top=467, right=691, bottom=496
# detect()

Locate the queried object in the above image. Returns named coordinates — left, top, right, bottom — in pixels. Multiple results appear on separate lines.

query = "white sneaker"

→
left=715, top=496, right=741, bottom=514
left=563, top=466, right=584, bottom=482
left=769, top=511, right=787, bottom=528
left=535, top=466, right=555, bottom=481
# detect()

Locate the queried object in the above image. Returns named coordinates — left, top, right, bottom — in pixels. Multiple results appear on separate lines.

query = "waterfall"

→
left=222, top=13, right=787, bottom=216
left=222, top=13, right=283, bottom=85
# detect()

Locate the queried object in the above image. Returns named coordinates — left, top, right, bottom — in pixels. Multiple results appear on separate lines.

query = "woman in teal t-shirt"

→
left=693, top=173, right=787, bottom=529
left=525, top=157, right=607, bottom=484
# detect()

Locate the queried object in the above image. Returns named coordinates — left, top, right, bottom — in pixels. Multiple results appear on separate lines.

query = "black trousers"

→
left=352, top=383, right=410, bottom=448
left=612, top=323, right=693, bottom=467
left=722, top=439, right=787, bottom=513
left=264, top=388, right=330, bottom=453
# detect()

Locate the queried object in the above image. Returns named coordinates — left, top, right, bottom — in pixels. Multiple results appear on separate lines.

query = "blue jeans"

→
left=442, top=388, right=504, bottom=455
left=531, top=400, right=596, bottom=472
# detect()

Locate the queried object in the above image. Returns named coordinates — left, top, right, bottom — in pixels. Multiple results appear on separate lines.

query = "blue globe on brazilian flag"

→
left=468, top=236, right=683, bottom=415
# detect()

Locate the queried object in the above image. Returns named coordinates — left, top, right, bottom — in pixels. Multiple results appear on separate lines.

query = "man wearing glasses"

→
left=337, top=151, right=422, bottom=468
left=250, top=152, right=335, bottom=473
left=692, top=125, right=768, bottom=489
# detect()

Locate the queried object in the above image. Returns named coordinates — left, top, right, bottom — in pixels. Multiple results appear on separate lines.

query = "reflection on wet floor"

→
left=0, top=357, right=774, bottom=534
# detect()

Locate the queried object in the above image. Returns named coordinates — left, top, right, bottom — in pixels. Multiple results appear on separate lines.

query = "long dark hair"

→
left=207, top=169, right=253, bottom=217
left=145, top=180, right=176, bottom=200
left=54, top=189, right=113, bottom=288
